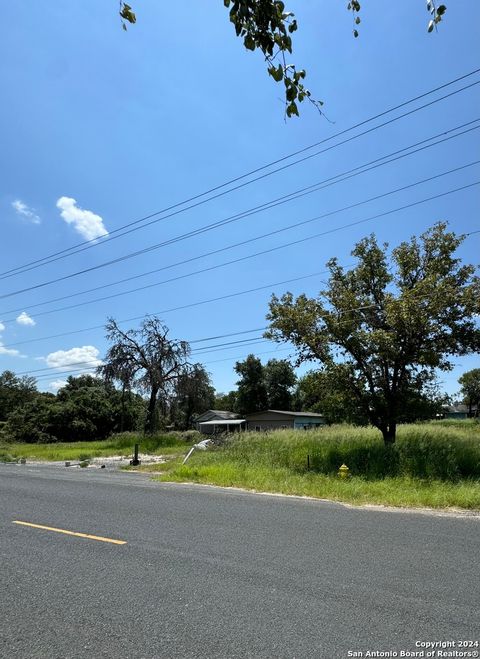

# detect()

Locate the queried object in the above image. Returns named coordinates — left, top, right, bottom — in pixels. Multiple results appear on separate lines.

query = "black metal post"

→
left=307, top=454, right=310, bottom=470
left=130, top=443, right=140, bottom=466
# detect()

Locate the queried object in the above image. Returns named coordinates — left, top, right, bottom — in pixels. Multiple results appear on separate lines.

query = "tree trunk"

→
left=381, top=421, right=396, bottom=444
left=144, top=386, right=159, bottom=434
left=185, top=398, right=194, bottom=430
left=120, top=385, right=126, bottom=432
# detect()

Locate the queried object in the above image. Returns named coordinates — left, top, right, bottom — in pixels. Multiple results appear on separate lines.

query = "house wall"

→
left=293, top=417, right=326, bottom=429
left=445, top=412, right=468, bottom=420
left=198, top=423, right=215, bottom=434
left=198, top=422, right=246, bottom=435
left=247, top=419, right=295, bottom=431
left=246, top=412, right=325, bottom=431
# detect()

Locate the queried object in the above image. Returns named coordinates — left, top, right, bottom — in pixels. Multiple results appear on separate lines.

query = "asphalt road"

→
left=0, top=463, right=479, bottom=659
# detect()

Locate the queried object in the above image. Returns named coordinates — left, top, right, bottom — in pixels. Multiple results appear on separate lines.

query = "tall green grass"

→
left=154, top=422, right=480, bottom=509
left=185, top=423, right=480, bottom=481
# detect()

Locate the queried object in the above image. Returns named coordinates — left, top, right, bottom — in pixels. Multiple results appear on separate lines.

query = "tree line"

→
left=215, top=355, right=465, bottom=426
left=0, top=358, right=476, bottom=445
left=0, top=358, right=215, bottom=444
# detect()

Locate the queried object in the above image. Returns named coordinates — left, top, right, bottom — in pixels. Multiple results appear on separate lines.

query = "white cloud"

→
left=12, top=199, right=41, bottom=225
left=16, top=311, right=36, bottom=326
left=45, top=345, right=102, bottom=371
left=48, top=379, right=68, bottom=392
left=0, top=318, right=24, bottom=356
left=0, top=343, right=20, bottom=357
left=56, top=196, right=108, bottom=241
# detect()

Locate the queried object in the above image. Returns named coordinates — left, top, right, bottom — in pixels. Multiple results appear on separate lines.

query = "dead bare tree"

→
left=100, top=316, right=190, bottom=434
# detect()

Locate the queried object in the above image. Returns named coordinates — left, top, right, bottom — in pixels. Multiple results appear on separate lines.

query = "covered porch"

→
left=198, top=419, right=246, bottom=435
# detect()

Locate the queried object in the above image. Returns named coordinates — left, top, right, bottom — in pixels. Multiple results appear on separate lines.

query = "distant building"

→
left=195, top=410, right=245, bottom=434
left=196, top=409, right=327, bottom=434
left=245, top=410, right=325, bottom=431
left=439, top=404, right=477, bottom=419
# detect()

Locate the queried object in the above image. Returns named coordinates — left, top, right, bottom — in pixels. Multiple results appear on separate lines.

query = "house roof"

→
left=246, top=410, right=324, bottom=418
left=195, top=410, right=240, bottom=422
left=270, top=410, right=324, bottom=418
left=441, top=404, right=476, bottom=413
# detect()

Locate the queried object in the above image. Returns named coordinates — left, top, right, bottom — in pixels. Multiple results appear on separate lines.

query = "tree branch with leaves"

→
left=118, top=1, right=447, bottom=119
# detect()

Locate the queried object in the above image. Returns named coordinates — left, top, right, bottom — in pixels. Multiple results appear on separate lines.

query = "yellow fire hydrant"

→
left=338, top=464, right=350, bottom=479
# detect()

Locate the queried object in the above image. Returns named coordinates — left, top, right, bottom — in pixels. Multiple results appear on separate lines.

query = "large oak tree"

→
left=266, top=223, right=480, bottom=443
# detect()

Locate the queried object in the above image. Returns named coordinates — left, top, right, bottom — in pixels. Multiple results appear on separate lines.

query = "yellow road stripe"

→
left=12, top=521, right=127, bottom=545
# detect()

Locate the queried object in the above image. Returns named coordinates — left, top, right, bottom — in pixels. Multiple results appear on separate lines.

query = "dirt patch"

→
left=89, top=453, right=167, bottom=467
left=89, top=454, right=168, bottom=468
left=23, top=454, right=170, bottom=469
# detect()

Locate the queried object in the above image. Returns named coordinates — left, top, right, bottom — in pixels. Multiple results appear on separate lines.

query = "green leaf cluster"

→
left=3, top=374, right=145, bottom=443
left=117, top=1, right=448, bottom=117
left=0, top=371, right=37, bottom=422
left=170, top=364, right=216, bottom=430
left=458, top=368, right=480, bottom=416
left=233, top=354, right=296, bottom=414
left=119, top=2, right=136, bottom=30
left=347, top=1, right=361, bottom=38
left=224, top=0, right=322, bottom=118
left=427, top=2, right=447, bottom=33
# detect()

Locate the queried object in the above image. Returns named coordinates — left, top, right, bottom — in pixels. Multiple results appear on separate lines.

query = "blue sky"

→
left=0, top=0, right=479, bottom=397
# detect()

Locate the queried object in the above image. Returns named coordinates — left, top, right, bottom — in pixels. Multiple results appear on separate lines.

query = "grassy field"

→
left=0, top=431, right=197, bottom=462
left=150, top=421, right=480, bottom=510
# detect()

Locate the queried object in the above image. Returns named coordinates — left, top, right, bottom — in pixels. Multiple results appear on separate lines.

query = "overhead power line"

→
left=15, top=336, right=270, bottom=378
left=203, top=347, right=292, bottom=367
left=32, top=368, right=104, bottom=383
left=1, top=119, right=478, bottom=303
left=2, top=271, right=330, bottom=349
left=190, top=327, right=267, bottom=345
left=25, top=279, right=479, bottom=382
left=32, top=346, right=295, bottom=384
left=17, top=360, right=104, bottom=377
left=1, top=71, right=479, bottom=281
left=1, top=179, right=478, bottom=324
left=192, top=337, right=266, bottom=353
left=2, top=157, right=478, bottom=317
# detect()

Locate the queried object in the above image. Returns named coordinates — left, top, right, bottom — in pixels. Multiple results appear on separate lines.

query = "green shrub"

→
left=0, top=450, right=16, bottom=463
left=107, top=430, right=199, bottom=453
left=174, top=429, right=203, bottom=443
